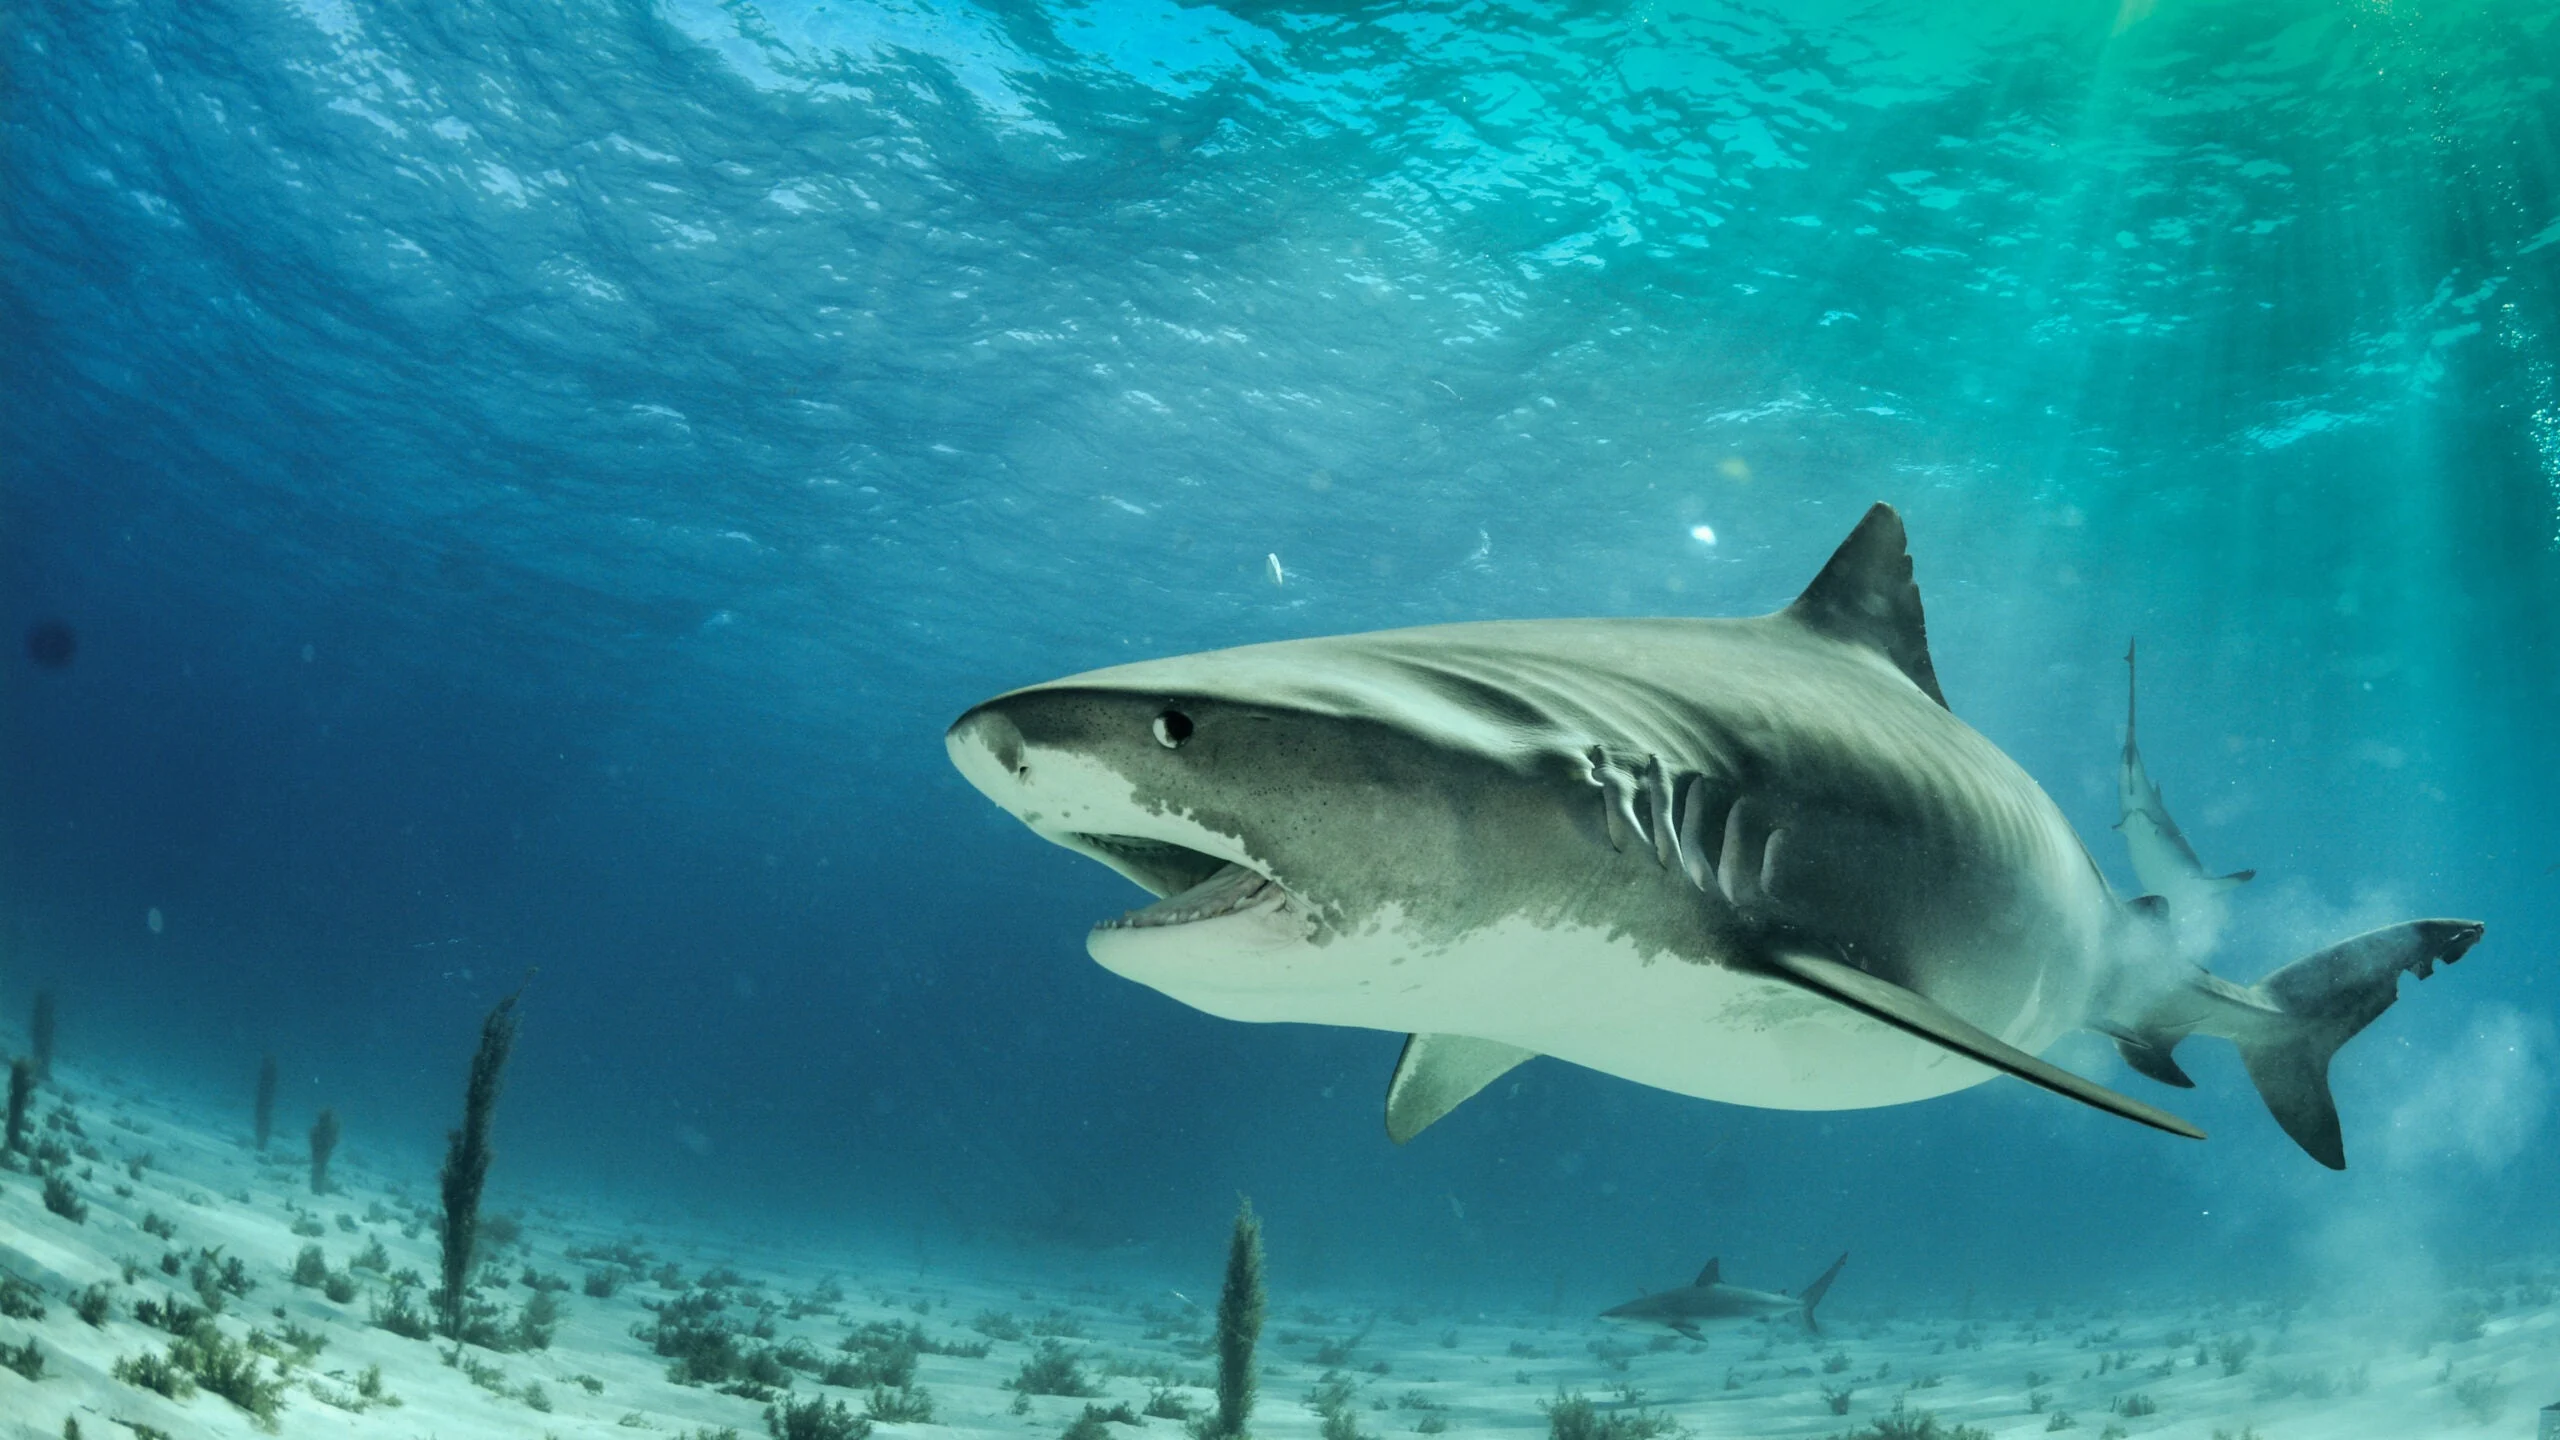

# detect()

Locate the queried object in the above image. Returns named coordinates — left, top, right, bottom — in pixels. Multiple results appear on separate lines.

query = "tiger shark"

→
left=945, top=504, right=2483, bottom=1166
left=1600, top=1254, right=1849, bottom=1339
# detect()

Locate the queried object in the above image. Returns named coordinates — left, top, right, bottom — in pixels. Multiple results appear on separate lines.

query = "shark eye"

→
left=1152, top=709, right=1194, bottom=749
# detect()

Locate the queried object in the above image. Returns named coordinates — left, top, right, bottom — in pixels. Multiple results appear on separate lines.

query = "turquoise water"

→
left=5, top=0, right=2557, bottom=1329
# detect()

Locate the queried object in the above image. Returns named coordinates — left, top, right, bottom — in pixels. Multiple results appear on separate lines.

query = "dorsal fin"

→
left=1782, top=503, right=1947, bottom=709
left=1694, top=1258, right=1721, bottom=1288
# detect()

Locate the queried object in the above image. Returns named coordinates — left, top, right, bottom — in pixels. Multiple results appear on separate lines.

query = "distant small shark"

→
left=1600, top=1255, right=1849, bottom=1339
left=2117, top=638, right=2255, bottom=917
left=947, top=504, right=2484, bottom=1167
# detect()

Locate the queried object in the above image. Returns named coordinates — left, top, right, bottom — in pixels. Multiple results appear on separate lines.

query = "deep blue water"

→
left=5, top=0, right=2558, bottom=1311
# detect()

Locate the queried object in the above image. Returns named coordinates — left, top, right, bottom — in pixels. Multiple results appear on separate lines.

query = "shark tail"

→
left=2124, top=920, right=2485, bottom=1169
left=1797, top=1253, right=1847, bottom=1334
left=2229, top=920, right=2484, bottom=1169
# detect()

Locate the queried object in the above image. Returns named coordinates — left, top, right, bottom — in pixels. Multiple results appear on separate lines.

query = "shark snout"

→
left=949, top=706, right=1025, bottom=776
left=946, top=706, right=1033, bottom=812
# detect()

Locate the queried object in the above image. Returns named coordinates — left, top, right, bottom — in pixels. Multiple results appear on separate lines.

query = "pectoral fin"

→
left=1385, top=1034, right=1537, bottom=1144
left=1765, top=951, right=2206, bottom=1141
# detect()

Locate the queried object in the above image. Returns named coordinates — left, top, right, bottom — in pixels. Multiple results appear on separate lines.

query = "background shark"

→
left=946, top=504, right=2483, bottom=1167
left=1600, top=1255, right=1850, bottom=1338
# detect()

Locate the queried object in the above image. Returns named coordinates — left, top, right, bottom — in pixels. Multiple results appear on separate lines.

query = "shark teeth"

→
left=1096, top=862, right=1285, bottom=930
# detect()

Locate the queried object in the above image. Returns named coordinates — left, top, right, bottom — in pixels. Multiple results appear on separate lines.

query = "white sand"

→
left=3, top=1062, right=2554, bottom=1440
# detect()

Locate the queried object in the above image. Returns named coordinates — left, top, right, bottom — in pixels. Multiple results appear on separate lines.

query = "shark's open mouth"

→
left=1076, top=835, right=1287, bottom=931
left=1096, top=862, right=1283, bottom=931
left=1071, top=833, right=1233, bottom=896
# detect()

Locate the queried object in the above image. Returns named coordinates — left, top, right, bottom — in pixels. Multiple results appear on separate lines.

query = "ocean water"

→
left=4, top=0, right=2559, bottom=1433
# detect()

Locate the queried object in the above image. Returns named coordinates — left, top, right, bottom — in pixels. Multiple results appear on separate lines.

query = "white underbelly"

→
left=1090, top=908, right=2001, bottom=1112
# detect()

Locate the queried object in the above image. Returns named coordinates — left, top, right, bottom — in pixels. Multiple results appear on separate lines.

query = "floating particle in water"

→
left=1266, top=553, right=1286, bottom=586
left=2531, top=373, right=2560, bottom=549
left=1689, top=525, right=1719, bottom=546
left=25, top=619, right=75, bottom=669
left=1718, top=457, right=1751, bottom=481
left=2494, top=302, right=2559, bottom=546
left=146, top=907, right=164, bottom=934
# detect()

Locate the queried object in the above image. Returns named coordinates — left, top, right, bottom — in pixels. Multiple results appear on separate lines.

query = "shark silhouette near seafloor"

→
left=1599, top=1255, right=1852, bottom=1339
left=948, top=504, right=2484, bottom=1167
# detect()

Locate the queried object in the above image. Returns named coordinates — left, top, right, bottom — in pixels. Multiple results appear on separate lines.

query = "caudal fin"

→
left=2235, top=919, right=2484, bottom=1169
left=1798, top=1253, right=1848, bottom=1333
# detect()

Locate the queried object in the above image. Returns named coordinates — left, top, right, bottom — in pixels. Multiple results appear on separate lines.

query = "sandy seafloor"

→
left=2, top=1061, right=2555, bottom=1440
